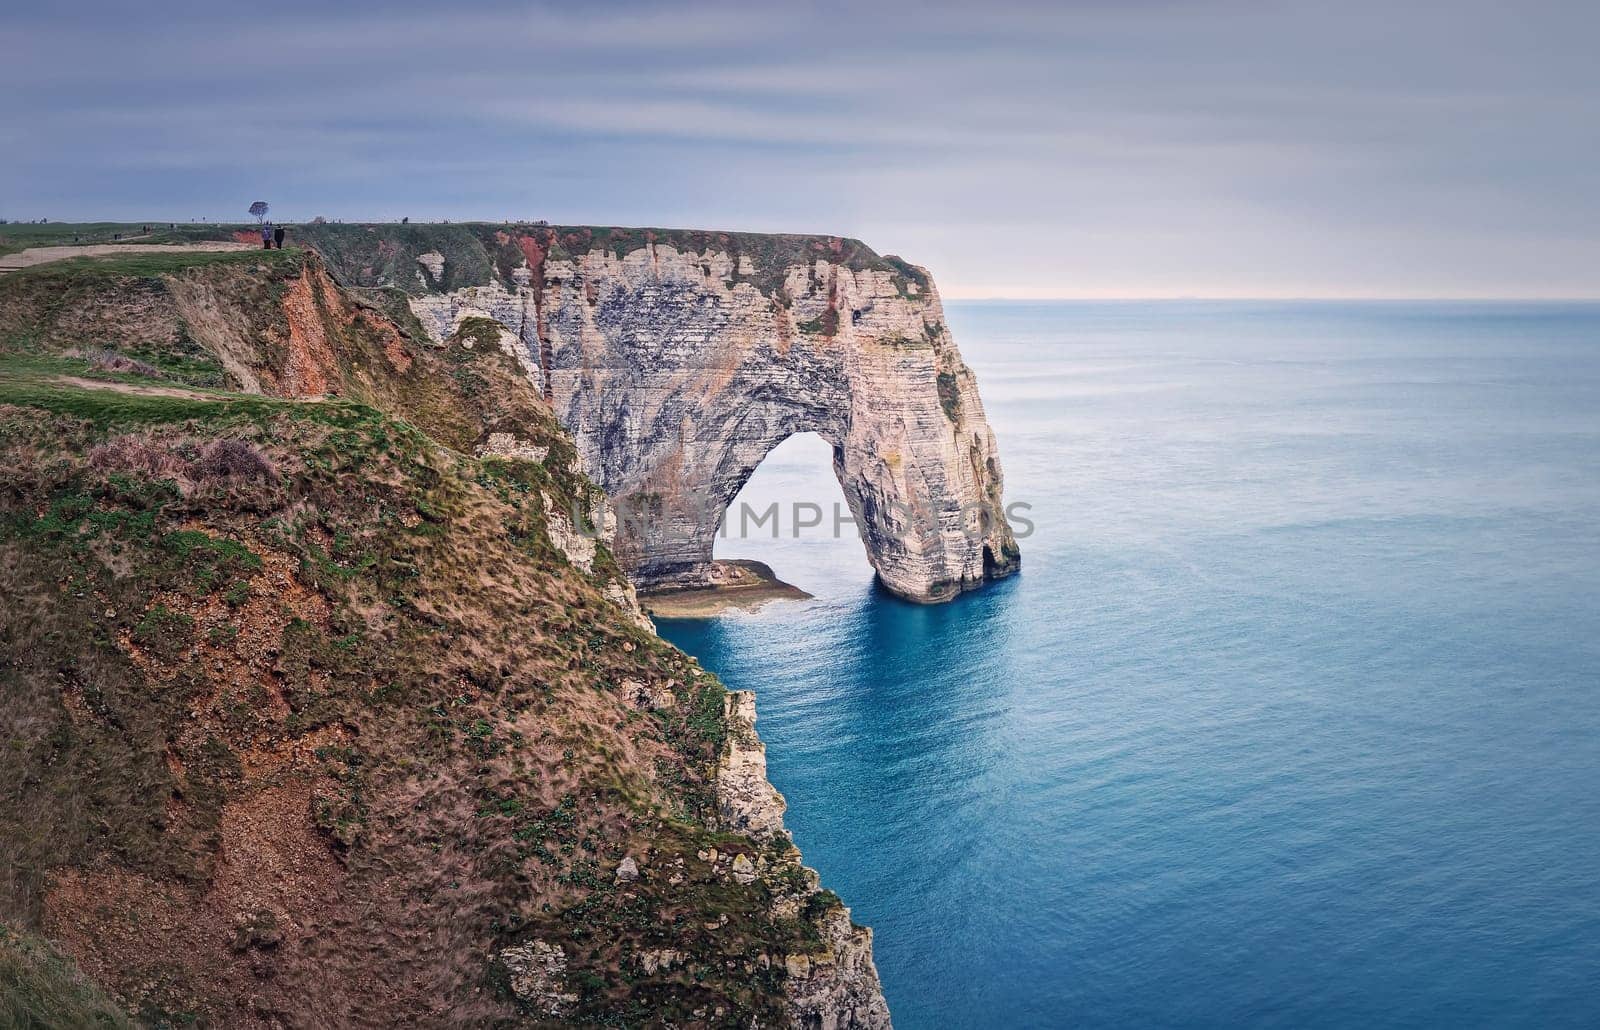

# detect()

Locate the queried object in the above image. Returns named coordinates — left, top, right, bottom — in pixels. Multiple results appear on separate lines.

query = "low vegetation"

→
left=0, top=925, right=133, bottom=1029
left=937, top=370, right=963, bottom=421
left=0, top=221, right=243, bottom=258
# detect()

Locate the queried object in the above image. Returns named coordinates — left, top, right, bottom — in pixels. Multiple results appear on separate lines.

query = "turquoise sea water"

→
left=658, top=302, right=1600, bottom=1029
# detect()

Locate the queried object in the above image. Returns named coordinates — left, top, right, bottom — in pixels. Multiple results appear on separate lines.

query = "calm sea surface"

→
left=658, top=301, right=1600, bottom=1029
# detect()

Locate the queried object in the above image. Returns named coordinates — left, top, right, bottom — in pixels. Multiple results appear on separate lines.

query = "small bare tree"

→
left=249, top=201, right=269, bottom=224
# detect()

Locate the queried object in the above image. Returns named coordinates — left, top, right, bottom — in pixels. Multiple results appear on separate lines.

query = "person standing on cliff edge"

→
left=273, top=225, right=286, bottom=249
left=260, top=221, right=272, bottom=250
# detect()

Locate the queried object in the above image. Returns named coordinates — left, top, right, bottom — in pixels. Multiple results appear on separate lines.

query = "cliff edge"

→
left=0, top=244, right=889, bottom=1027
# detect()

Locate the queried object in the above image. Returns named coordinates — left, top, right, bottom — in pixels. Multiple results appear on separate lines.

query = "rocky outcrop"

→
left=717, top=690, right=892, bottom=1028
left=303, top=224, right=1021, bottom=602
left=788, top=907, right=893, bottom=1030
left=496, top=940, right=578, bottom=1019
left=717, top=690, right=789, bottom=837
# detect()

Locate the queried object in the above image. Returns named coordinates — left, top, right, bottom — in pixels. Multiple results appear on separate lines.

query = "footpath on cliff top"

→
left=0, top=241, right=253, bottom=274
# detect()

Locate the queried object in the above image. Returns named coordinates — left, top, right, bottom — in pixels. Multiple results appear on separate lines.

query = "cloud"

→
left=3, top=0, right=1598, bottom=296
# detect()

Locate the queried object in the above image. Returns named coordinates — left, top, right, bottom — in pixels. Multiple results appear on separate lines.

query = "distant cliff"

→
left=297, top=223, right=1021, bottom=602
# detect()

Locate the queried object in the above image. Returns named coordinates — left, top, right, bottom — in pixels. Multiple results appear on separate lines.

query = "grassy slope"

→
left=2, top=246, right=559, bottom=446
left=0, top=251, right=845, bottom=1026
left=0, top=925, right=133, bottom=1030
left=0, top=249, right=298, bottom=390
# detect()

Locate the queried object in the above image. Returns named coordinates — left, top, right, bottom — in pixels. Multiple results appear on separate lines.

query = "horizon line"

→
left=942, top=294, right=1600, bottom=303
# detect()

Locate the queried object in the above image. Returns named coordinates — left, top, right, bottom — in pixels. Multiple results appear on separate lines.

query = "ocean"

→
left=657, top=301, right=1600, bottom=1029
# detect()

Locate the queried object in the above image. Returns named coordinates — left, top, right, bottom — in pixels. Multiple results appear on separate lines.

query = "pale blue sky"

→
left=4, top=1, right=1598, bottom=298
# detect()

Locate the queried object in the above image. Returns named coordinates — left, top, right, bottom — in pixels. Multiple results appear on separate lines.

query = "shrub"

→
left=132, top=604, right=194, bottom=662
left=90, top=435, right=277, bottom=487
left=79, top=348, right=163, bottom=378
left=936, top=371, right=962, bottom=422
left=194, top=438, right=276, bottom=482
left=89, top=434, right=186, bottom=479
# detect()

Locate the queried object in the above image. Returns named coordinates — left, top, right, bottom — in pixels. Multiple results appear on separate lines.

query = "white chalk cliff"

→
left=322, top=224, right=1021, bottom=602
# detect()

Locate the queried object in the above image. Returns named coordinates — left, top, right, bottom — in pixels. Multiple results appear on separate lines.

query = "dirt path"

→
left=0, top=241, right=253, bottom=272
left=50, top=374, right=324, bottom=405
left=53, top=375, right=229, bottom=401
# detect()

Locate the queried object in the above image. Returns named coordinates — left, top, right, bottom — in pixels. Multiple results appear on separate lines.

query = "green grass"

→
left=0, top=247, right=302, bottom=390
left=453, top=316, right=506, bottom=350
left=0, top=925, right=133, bottom=1029
left=882, top=254, right=931, bottom=296
left=0, top=372, right=276, bottom=426
left=295, top=222, right=496, bottom=294
left=123, top=340, right=231, bottom=388
left=0, top=352, right=387, bottom=430
left=4, top=220, right=935, bottom=314
left=0, top=352, right=218, bottom=391
left=0, top=221, right=247, bottom=257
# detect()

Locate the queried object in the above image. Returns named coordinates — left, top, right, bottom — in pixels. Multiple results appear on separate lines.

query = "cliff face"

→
left=718, top=692, right=891, bottom=1029
left=0, top=246, right=888, bottom=1028
left=300, top=224, right=1021, bottom=602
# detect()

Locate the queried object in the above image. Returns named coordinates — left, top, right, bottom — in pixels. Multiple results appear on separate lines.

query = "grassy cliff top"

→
left=297, top=221, right=922, bottom=297
left=3, top=221, right=929, bottom=298
left=0, top=221, right=244, bottom=257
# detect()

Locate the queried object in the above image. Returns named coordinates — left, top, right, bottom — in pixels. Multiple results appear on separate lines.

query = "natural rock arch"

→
left=544, top=245, right=1018, bottom=602
left=372, top=227, right=1020, bottom=602
left=710, top=431, right=858, bottom=566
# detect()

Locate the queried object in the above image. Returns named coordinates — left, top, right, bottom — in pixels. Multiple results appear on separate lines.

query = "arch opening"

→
left=713, top=432, right=876, bottom=602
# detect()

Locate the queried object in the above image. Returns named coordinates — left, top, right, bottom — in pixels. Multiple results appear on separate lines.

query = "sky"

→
left=3, top=0, right=1598, bottom=298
